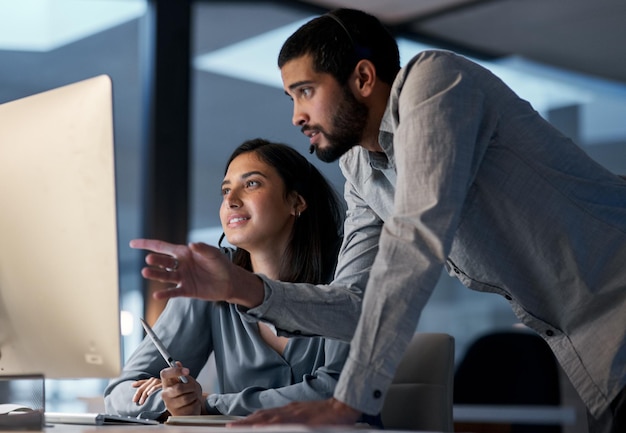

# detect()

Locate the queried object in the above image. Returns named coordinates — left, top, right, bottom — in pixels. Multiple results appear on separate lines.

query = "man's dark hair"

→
left=223, top=138, right=345, bottom=284
left=278, top=8, right=400, bottom=86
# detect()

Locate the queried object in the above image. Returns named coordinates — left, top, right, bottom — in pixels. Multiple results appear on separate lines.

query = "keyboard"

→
left=45, top=412, right=159, bottom=426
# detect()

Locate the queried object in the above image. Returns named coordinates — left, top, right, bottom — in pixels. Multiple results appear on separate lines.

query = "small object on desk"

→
left=165, top=415, right=245, bottom=426
left=0, top=404, right=34, bottom=415
left=1, top=405, right=44, bottom=431
left=140, top=318, right=188, bottom=384
left=44, top=412, right=159, bottom=426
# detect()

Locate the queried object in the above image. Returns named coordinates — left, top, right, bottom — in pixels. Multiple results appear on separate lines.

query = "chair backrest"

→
left=453, top=330, right=562, bottom=433
left=454, top=330, right=560, bottom=406
left=381, top=332, right=455, bottom=431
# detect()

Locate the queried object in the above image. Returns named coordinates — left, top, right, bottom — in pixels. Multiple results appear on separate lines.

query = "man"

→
left=134, top=8, right=626, bottom=433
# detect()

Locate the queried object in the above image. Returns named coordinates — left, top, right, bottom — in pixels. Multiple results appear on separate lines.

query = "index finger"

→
left=130, top=238, right=178, bottom=255
left=160, top=364, right=190, bottom=385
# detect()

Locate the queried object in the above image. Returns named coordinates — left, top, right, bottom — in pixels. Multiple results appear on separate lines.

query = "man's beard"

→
left=315, top=86, right=369, bottom=163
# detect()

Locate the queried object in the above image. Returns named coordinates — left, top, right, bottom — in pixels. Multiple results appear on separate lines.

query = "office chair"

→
left=453, top=330, right=561, bottom=433
left=381, top=332, right=455, bottom=431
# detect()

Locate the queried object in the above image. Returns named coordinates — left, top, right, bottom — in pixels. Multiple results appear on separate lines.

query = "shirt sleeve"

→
left=103, top=298, right=214, bottom=419
left=240, top=177, right=383, bottom=341
left=334, top=51, right=487, bottom=415
left=206, top=339, right=350, bottom=415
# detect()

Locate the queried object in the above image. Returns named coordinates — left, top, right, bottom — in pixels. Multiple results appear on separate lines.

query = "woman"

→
left=104, top=138, right=346, bottom=420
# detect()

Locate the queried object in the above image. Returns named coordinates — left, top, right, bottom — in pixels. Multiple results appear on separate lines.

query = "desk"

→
left=3, top=425, right=438, bottom=433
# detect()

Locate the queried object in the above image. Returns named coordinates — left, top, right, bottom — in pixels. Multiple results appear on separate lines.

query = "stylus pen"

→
left=140, top=318, right=189, bottom=384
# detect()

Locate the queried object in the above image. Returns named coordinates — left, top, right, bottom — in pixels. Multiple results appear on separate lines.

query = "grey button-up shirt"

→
left=244, top=50, right=626, bottom=418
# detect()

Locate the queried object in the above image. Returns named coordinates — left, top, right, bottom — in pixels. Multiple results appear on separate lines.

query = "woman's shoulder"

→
left=160, top=295, right=226, bottom=320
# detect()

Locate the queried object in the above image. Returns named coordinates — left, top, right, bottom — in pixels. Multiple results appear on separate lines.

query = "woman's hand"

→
left=159, top=362, right=206, bottom=416
left=129, top=239, right=264, bottom=307
left=131, top=377, right=162, bottom=405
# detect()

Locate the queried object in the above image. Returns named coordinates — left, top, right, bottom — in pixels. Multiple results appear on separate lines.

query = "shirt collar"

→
left=368, top=102, right=395, bottom=170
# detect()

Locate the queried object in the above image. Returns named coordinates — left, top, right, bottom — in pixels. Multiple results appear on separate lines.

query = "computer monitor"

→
left=0, top=75, right=121, bottom=379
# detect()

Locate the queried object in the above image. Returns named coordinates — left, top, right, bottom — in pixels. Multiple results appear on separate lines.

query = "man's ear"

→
left=351, top=59, right=376, bottom=97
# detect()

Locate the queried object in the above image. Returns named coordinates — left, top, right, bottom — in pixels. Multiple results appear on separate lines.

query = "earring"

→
left=297, top=211, right=301, bottom=218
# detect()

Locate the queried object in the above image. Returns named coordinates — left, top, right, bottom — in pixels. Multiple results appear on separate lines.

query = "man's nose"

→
left=292, top=103, right=307, bottom=127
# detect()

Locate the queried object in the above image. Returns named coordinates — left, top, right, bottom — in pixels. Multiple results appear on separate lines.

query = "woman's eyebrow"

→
left=222, top=170, right=267, bottom=187
left=241, top=170, right=267, bottom=179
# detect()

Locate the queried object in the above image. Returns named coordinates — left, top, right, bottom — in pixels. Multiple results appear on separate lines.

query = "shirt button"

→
left=373, top=390, right=382, bottom=399
left=546, top=330, right=554, bottom=337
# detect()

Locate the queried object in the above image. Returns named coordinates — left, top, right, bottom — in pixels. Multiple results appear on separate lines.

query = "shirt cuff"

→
left=236, top=275, right=314, bottom=338
left=236, top=273, right=273, bottom=320
left=334, top=355, right=394, bottom=416
left=205, top=394, right=223, bottom=415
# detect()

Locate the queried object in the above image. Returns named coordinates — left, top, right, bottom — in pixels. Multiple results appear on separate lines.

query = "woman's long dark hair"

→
left=222, top=138, right=345, bottom=284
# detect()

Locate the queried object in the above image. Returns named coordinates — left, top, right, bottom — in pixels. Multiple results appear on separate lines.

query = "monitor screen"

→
left=0, top=75, right=121, bottom=379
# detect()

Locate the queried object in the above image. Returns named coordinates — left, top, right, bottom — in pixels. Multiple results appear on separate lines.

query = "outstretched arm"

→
left=129, top=240, right=264, bottom=308
left=132, top=170, right=383, bottom=343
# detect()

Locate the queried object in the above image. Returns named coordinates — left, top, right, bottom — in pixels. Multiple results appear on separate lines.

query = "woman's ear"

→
left=290, top=193, right=308, bottom=217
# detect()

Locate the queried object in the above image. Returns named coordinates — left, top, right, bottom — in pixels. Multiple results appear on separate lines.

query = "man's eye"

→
left=301, top=87, right=312, bottom=97
left=246, top=180, right=259, bottom=188
left=221, top=188, right=230, bottom=196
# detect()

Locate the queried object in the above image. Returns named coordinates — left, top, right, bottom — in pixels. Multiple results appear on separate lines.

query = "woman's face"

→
left=220, top=151, right=299, bottom=255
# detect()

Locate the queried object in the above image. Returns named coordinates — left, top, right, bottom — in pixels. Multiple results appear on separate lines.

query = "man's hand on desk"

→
left=228, top=398, right=361, bottom=426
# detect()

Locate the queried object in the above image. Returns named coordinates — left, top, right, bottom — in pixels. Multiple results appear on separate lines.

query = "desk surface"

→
left=5, top=424, right=436, bottom=433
